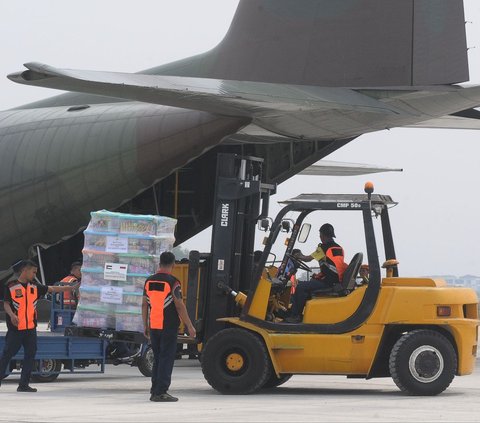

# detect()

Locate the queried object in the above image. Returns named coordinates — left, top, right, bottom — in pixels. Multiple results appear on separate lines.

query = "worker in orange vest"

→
left=0, top=260, right=78, bottom=392
left=142, top=252, right=196, bottom=402
left=285, top=223, right=347, bottom=323
left=58, top=261, right=82, bottom=309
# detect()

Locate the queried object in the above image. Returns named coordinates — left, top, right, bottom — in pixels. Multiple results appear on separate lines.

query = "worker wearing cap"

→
left=285, top=223, right=347, bottom=323
left=0, top=260, right=79, bottom=392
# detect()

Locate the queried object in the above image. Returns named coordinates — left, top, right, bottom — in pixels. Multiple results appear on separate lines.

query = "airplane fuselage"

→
left=0, top=103, right=246, bottom=270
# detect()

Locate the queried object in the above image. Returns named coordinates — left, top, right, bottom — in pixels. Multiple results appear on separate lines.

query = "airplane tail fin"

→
left=153, top=0, right=468, bottom=87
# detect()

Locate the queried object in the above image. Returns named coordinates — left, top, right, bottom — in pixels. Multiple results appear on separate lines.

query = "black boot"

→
left=17, top=385, right=37, bottom=392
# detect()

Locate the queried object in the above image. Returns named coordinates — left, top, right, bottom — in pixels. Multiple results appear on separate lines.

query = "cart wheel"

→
left=262, top=373, right=292, bottom=389
left=2, top=362, right=17, bottom=379
left=201, top=328, right=271, bottom=394
left=138, top=346, right=153, bottom=377
left=31, top=359, right=62, bottom=383
left=389, top=329, right=457, bottom=396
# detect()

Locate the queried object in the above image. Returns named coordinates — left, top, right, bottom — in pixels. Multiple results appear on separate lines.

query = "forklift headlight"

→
left=437, top=306, right=451, bottom=317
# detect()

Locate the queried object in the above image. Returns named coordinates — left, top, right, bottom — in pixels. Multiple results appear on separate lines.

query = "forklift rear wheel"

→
left=201, top=328, right=271, bottom=394
left=31, top=359, right=61, bottom=383
left=263, top=373, right=292, bottom=389
left=389, top=329, right=456, bottom=396
left=137, top=346, right=153, bottom=377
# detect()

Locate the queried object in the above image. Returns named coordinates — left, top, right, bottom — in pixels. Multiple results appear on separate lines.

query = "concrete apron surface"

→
left=0, top=359, right=480, bottom=422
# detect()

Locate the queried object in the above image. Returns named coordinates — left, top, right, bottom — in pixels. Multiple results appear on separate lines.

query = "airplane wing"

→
left=9, top=62, right=480, bottom=140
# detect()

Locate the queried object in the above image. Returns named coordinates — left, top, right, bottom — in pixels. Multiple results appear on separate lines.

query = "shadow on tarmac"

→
left=258, top=386, right=464, bottom=397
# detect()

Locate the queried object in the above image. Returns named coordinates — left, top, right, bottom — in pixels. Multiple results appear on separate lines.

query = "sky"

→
left=0, top=1, right=479, bottom=277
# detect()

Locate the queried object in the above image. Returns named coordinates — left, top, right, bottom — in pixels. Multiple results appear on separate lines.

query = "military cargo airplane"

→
left=1, top=0, right=480, bottom=286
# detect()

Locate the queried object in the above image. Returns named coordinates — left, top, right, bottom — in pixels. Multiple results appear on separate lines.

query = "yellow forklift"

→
left=189, top=153, right=478, bottom=396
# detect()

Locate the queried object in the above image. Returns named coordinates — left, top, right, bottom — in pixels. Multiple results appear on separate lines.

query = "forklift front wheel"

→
left=31, top=359, right=61, bottom=383
left=137, top=345, right=153, bottom=377
left=389, top=329, right=457, bottom=396
left=201, top=328, right=271, bottom=394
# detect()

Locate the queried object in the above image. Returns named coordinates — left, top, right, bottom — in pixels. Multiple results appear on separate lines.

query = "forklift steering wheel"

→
left=286, top=254, right=312, bottom=272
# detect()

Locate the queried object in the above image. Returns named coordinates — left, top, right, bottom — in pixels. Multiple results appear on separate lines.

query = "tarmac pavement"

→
left=0, top=359, right=479, bottom=422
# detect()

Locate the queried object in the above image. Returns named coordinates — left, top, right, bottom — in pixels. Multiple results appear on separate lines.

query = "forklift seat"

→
left=311, top=252, right=363, bottom=297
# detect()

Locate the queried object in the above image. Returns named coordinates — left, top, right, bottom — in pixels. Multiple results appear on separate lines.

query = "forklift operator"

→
left=285, top=223, right=347, bottom=323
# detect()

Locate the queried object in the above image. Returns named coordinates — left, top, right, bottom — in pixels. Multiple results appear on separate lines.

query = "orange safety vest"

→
left=60, top=275, right=78, bottom=306
left=144, top=277, right=175, bottom=330
left=324, top=246, right=348, bottom=282
left=7, top=282, right=40, bottom=330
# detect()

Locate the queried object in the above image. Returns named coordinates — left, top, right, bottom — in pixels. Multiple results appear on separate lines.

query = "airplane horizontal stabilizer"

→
left=300, top=161, right=402, bottom=177
left=406, top=108, right=480, bottom=130
left=8, top=63, right=480, bottom=139
left=8, top=62, right=409, bottom=140
left=9, top=62, right=403, bottom=115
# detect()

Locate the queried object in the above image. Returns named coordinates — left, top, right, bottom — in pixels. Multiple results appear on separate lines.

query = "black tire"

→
left=3, top=362, right=16, bottom=379
left=201, top=328, right=272, bottom=394
left=262, top=373, right=292, bottom=389
left=137, top=345, right=153, bottom=377
left=389, top=329, right=457, bottom=396
left=31, top=359, right=61, bottom=383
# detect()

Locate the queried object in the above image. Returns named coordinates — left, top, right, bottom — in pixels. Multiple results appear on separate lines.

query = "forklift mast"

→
left=199, top=154, right=274, bottom=342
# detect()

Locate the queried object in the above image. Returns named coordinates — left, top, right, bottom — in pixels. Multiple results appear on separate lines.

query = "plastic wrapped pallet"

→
left=73, top=210, right=176, bottom=333
left=86, top=210, right=177, bottom=236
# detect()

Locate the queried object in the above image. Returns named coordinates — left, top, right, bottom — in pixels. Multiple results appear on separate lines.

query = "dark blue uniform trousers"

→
left=290, top=278, right=332, bottom=317
left=150, top=328, right=178, bottom=395
left=0, top=329, right=37, bottom=388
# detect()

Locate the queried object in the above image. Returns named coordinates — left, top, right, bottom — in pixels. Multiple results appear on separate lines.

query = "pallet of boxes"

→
left=73, top=210, right=177, bottom=334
